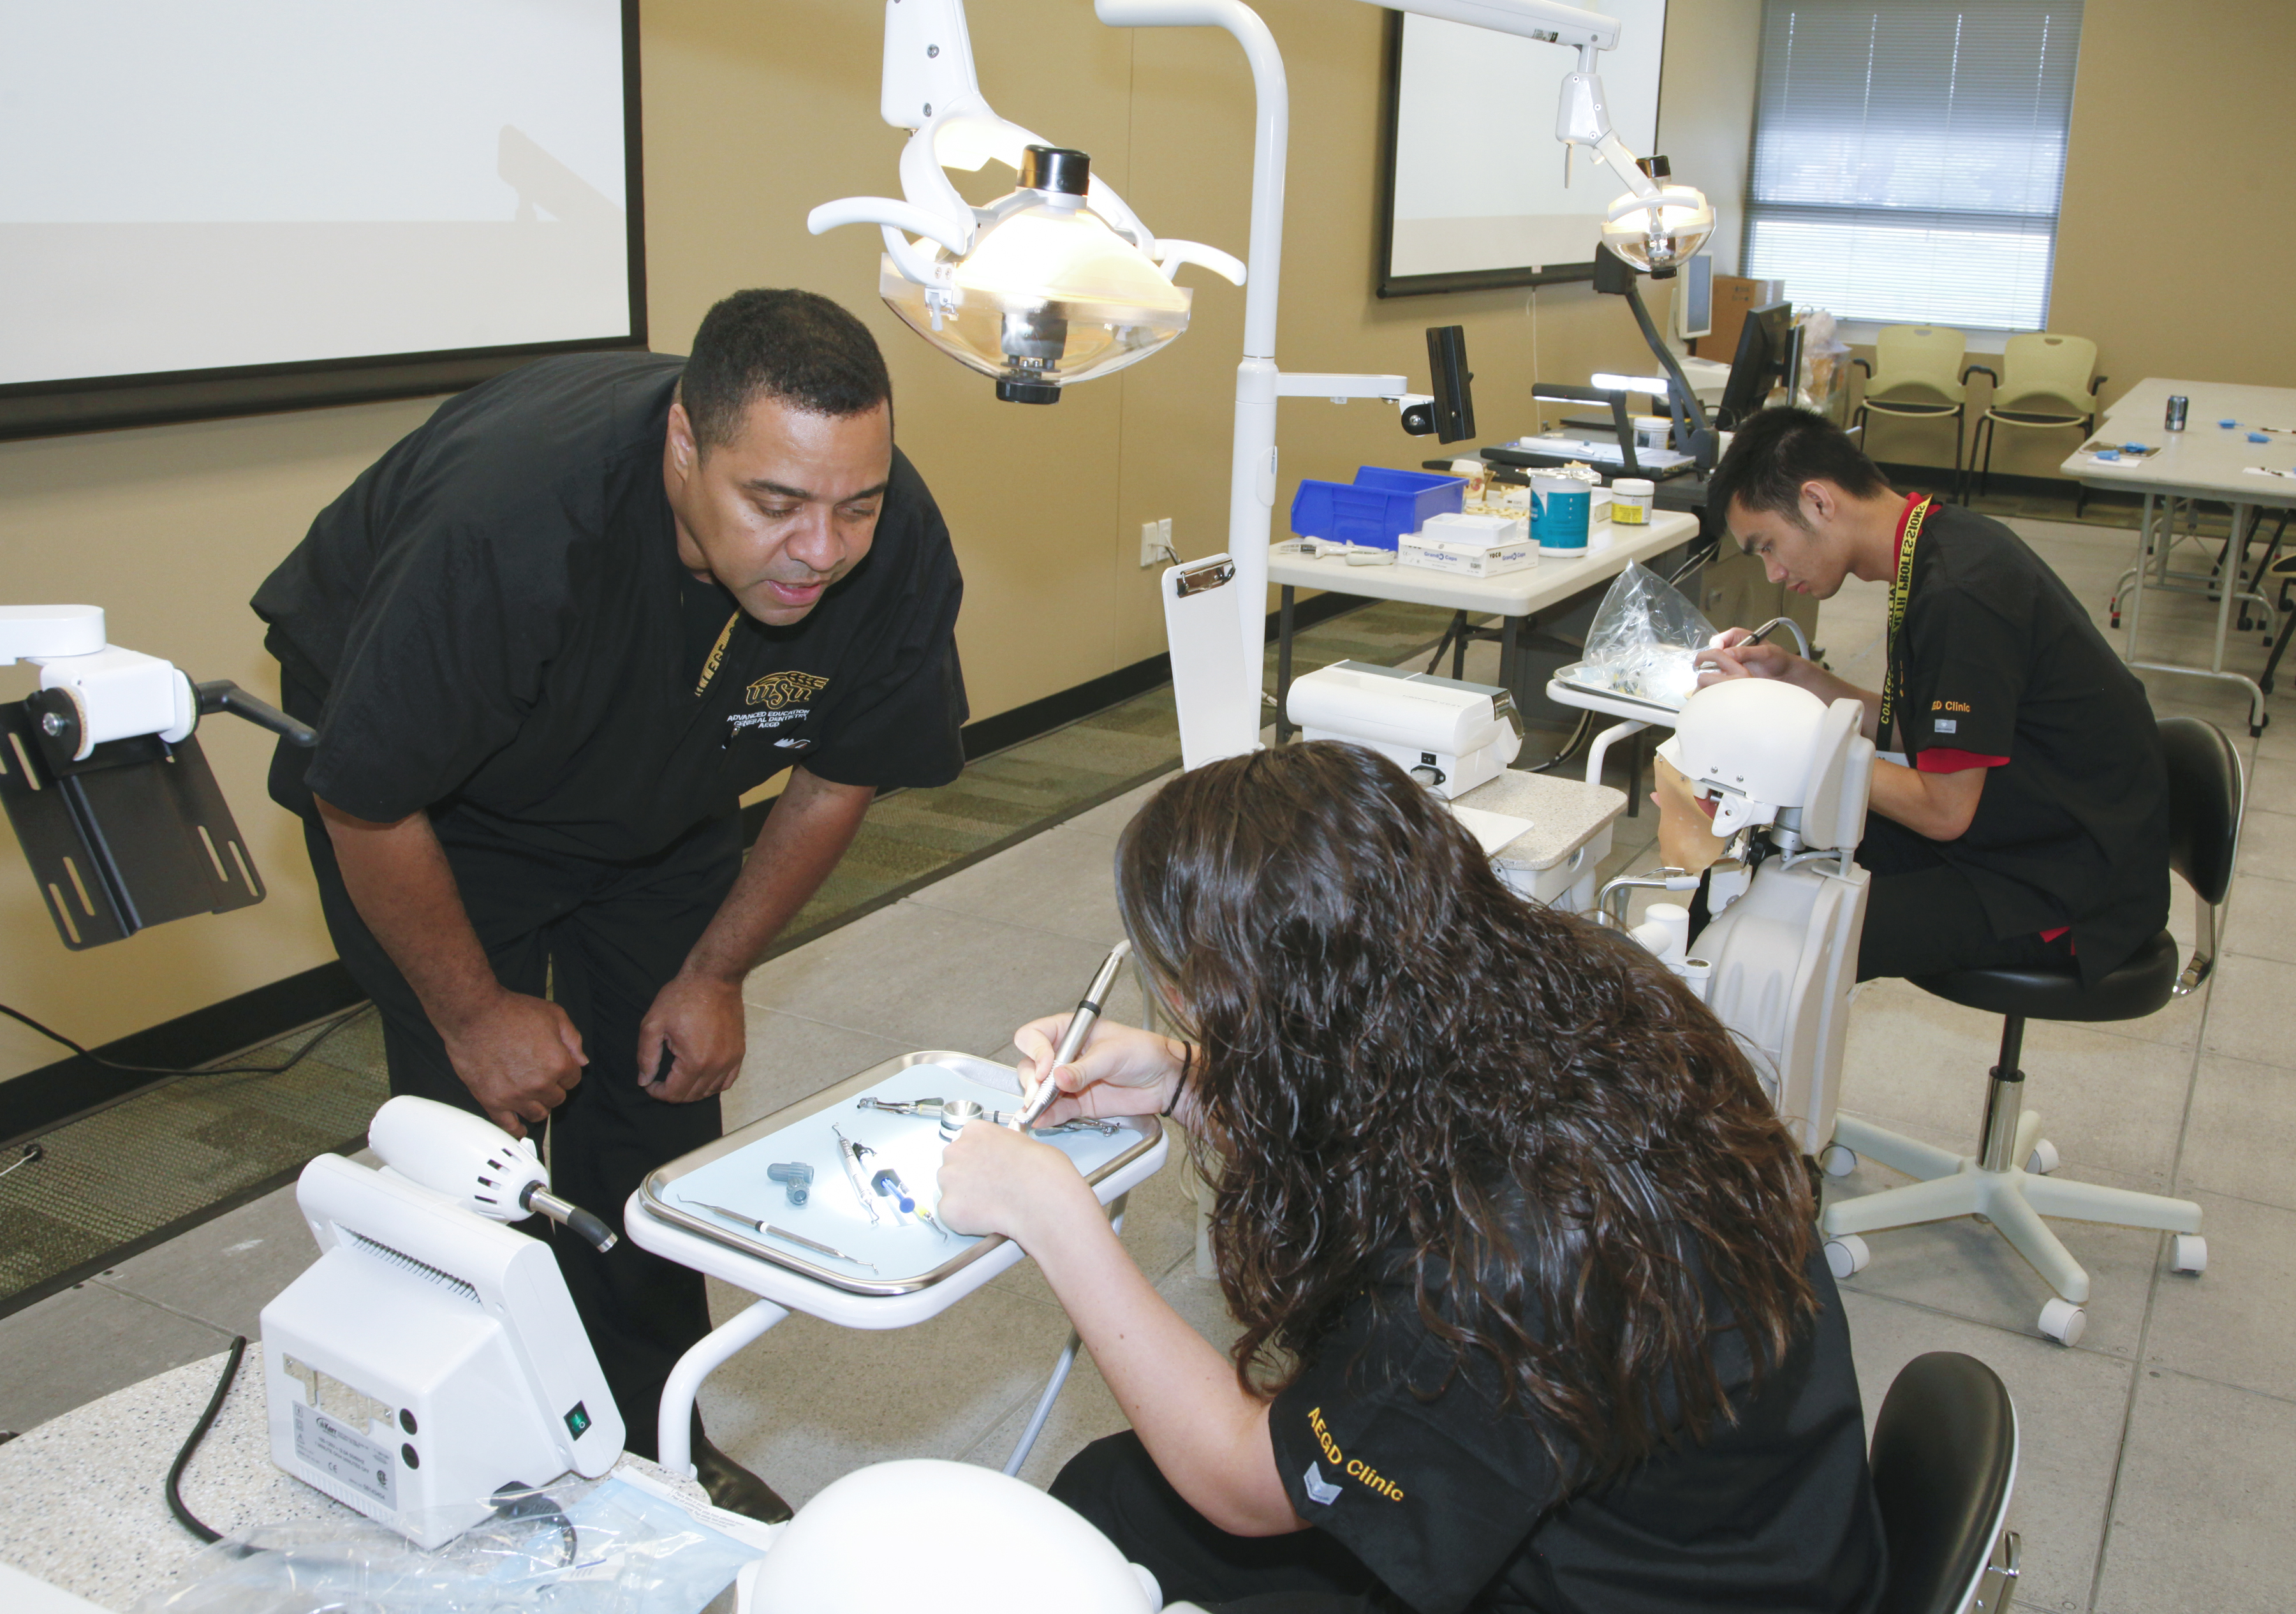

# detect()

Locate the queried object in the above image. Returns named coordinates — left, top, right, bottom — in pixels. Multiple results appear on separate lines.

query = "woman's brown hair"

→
left=1115, top=741, right=1817, bottom=1485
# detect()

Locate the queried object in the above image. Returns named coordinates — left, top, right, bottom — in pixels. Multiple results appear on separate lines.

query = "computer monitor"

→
left=1717, top=301, right=1795, bottom=427
left=1672, top=253, right=1713, bottom=341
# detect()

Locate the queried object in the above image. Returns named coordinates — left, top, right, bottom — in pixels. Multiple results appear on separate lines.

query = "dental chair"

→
left=1820, top=716, right=2239, bottom=1347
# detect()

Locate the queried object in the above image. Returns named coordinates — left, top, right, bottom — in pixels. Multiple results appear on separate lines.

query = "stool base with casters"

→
left=1822, top=716, right=2238, bottom=1348
left=1821, top=1003, right=2205, bottom=1349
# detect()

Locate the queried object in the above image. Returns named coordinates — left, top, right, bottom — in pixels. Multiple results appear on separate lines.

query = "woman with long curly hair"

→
left=936, top=742, right=1886, bottom=1614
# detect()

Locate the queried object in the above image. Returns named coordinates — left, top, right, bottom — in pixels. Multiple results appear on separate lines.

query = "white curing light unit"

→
left=260, top=1097, right=626, bottom=1548
left=1285, top=660, right=1522, bottom=797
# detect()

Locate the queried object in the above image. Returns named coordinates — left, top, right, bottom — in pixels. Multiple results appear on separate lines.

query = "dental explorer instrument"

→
left=685, top=1199, right=879, bottom=1271
left=1013, top=940, right=1131, bottom=1130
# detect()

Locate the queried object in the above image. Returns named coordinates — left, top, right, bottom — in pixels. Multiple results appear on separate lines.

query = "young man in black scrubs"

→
left=252, top=289, right=966, bottom=1519
left=1694, top=406, right=2168, bottom=984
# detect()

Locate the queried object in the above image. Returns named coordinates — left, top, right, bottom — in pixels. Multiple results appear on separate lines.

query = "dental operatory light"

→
left=809, top=0, right=1242, bottom=404
left=1598, top=154, right=1713, bottom=274
left=878, top=145, right=1195, bottom=403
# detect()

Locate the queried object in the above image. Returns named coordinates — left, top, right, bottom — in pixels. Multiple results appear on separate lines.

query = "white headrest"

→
left=740, top=1460, right=1161, bottom=1614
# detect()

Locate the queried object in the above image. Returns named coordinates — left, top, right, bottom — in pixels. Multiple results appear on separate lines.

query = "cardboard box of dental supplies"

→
left=1399, top=512, right=1536, bottom=579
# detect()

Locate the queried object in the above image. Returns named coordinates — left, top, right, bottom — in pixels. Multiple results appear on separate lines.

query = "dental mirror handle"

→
left=1015, top=940, right=1131, bottom=1129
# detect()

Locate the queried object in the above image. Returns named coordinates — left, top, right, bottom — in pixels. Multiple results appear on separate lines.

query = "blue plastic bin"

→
left=1289, top=467, right=1464, bottom=550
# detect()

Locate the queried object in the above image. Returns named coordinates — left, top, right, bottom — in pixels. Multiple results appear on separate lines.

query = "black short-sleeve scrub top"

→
left=1882, top=495, right=2168, bottom=982
left=1265, top=1246, right=1887, bottom=1614
left=253, top=353, right=968, bottom=864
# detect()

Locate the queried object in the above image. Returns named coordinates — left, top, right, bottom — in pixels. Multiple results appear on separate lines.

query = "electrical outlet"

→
left=1140, top=517, right=1174, bottom=568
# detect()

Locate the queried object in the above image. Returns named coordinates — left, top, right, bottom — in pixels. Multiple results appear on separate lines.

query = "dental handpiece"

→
left=1013, top=940, right=1131, bottom=1130
left=832, top=1125, right=881, bottom=1224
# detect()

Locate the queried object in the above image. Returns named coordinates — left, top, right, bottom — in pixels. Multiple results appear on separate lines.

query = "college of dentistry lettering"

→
left=746, top=671, right=830, bottom=709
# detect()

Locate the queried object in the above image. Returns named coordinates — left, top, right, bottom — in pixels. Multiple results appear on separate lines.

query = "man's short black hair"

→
left=682, top=288, right=892, bottom=452
left=1707, top=405, right=1892, bottom=529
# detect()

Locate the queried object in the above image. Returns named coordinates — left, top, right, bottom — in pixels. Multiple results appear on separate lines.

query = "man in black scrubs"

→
left=1695, top=406, right=2168, bottom=984
left=253, top=289, right=966, bottom=1518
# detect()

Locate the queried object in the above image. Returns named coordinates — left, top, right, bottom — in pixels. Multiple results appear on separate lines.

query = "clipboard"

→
left=1163, top=553, right=1261, bottom=770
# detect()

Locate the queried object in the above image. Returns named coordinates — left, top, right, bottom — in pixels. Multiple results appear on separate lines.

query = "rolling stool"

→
left=1819, top=716, right=2243, bottom=1346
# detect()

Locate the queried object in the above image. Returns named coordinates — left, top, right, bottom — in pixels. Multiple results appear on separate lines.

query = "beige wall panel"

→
left=2048, top=0, right=2296, bottom=452
left=1656, top=0, right=1760, bottom=276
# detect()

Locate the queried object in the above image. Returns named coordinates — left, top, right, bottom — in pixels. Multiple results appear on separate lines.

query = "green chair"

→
left=1966, top=334, right=2106, bottom=514
left=1850, top=326, right=1974, bottom=485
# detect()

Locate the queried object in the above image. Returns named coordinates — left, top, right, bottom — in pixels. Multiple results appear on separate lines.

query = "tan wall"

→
left=1850, top=0, right=2296, bottom=480
left=0, top=0, right=1755, bottom=1080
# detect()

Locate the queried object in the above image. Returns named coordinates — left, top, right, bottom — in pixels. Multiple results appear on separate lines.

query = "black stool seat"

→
left=1911, top=929, right=2180, bottom=1023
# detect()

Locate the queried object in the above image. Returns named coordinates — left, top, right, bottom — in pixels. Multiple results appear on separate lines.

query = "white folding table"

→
left=1268, top=508, right=1702, bottom=741
left=2061, top=378, right=2296, bottom=734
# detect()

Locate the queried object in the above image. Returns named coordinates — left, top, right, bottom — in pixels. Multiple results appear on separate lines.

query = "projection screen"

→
left=0, top=0, right=644, bottom=439
left=1378, top=1, right=1665, bottom=297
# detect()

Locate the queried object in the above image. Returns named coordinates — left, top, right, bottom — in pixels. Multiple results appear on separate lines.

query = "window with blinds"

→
left=1742, top=0, right=2083, bottom=332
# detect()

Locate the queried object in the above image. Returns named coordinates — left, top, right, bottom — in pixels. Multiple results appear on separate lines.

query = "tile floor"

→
left=3, top=515, right=2292, bottom=1613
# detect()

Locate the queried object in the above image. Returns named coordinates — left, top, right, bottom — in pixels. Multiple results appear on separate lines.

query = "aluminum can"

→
left=2166, top=395, right=2189, bottom=432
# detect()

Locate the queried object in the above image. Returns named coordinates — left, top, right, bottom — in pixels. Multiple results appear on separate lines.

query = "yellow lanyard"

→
left=693, top=611, right=740, bottom=699
left=1878, top=494, right=1932, bottom=747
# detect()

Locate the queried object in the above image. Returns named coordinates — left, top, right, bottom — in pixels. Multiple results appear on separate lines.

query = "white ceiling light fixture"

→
left=808, top=0, right=1244, bottom=404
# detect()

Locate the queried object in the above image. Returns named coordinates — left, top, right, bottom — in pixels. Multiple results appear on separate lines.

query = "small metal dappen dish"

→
left=639, top=1049, right=1161, bottom=1296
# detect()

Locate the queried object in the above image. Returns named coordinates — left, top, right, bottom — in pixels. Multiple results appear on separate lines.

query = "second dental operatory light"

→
left=808, top=0, right=1243, bottom=404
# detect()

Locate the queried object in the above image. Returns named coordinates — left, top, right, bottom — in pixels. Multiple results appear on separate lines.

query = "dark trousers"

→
left=1052, top=1433, right=1401, bottom=1614
left=300, top=804, right=740, bottom=1460
left=1852, top=816, right=2070, bottom=984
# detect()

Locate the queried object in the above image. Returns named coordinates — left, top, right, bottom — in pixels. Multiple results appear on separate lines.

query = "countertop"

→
left=1455, top=767, right=1628, bottom=873
left=0, top=1351, right=710, bottom=1611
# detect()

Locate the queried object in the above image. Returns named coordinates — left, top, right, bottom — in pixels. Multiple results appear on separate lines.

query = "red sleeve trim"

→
left=1917, top=748, right=2008, bottom=773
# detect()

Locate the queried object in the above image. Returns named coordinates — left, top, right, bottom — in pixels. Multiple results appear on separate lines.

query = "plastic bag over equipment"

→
left=129, top=1473, right=766, bottom=1614
left=1578, top=560, right=1718, bottom=709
